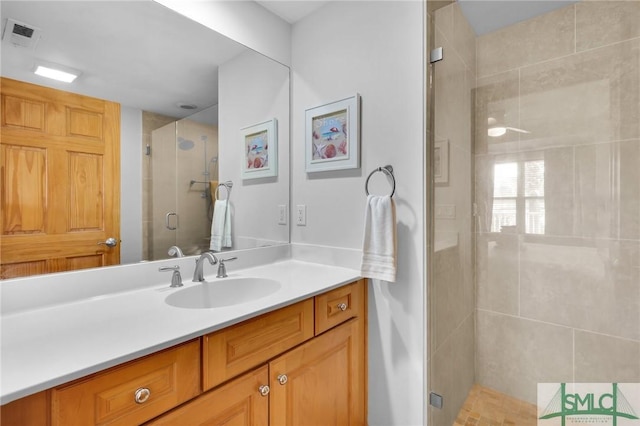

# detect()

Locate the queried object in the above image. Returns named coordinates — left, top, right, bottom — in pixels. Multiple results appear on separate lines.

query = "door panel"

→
left=0, top=77, right=120, bottom=278
left=269, top=319, right=365, bottom=426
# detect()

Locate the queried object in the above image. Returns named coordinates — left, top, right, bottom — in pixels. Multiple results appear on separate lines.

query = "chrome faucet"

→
left=216, top=257, right=237, bottom=278
left=167, top=246, right=184, bottom=258
left=159, top=266, right=183, bottom=288
left=193, top=252, right=218, bottom=282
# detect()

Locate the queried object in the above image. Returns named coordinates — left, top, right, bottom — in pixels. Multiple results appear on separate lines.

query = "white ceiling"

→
left=457, top=0, right=580, bottom=35
left=256, top=1, right=330, bottom=24
left=1, top=1, right=247, bottom=118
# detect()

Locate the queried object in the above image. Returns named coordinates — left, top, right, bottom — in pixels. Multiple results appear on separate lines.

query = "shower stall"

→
left=427, top=1, right=640, bottom=424
left=146, top=107, right=218, bottom=260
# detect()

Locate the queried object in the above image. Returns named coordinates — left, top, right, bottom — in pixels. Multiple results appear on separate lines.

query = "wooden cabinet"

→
left=314, top=280, right=364, bottom=335
left=51, top=339, right=200, bottom=426
left=270, top=318, right=366, bottom=426
left=203, top=299, right=314, bottom=390
left=1, top=280, right=366, bottom=426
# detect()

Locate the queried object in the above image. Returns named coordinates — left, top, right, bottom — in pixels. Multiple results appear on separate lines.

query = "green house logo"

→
left=539, top=383, right=639, bottom=425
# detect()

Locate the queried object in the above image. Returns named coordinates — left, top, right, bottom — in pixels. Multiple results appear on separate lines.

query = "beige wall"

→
left=475, top=1, right=640, bottom=404
left=428, top=3, right=476, bottom=425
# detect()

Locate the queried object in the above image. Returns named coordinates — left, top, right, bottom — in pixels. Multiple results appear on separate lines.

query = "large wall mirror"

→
left=0, top=1, right=290, bottom=277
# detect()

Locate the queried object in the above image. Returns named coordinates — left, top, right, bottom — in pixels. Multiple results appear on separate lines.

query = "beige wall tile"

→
left=435, top=28, right=472, bottom=152
left=434, top=3, right=453, bottom=44
left=430, top=313, right=475, bottom=425
left=576, top=1, right=640, bottom=52
left=520, top=238, right=640, bottom=341
left=476, top=310, right=573, bottom=404
left=476, top=5, right=575, bottom=78
left=575, top=331, right=640, bottom=383
left=452, top=2, right=476, bottom=72
left=575, top=140, right=640, bottom=240
left=519, top=39, right=640, bottom=149
left=433, top=245, right=471, bottom=349
left=476, top=233, right=519, bottom=315
left=474, top=71, right=520, bottom=155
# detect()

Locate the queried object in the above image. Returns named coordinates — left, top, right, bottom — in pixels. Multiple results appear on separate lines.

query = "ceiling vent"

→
left=2, top=18, right=41, bottom=49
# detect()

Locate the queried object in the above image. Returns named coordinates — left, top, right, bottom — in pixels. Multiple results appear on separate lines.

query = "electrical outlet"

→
left=278, top=205, right=287, bottom=225
left=296, top=205, right=306, bottom=226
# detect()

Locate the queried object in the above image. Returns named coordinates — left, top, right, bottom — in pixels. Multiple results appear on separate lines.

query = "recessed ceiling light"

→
left=33, top=62, right=80, bottom=83
left=177, top=103, right=197, bottom=110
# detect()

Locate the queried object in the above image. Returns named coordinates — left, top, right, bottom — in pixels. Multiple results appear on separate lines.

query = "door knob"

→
left=98, top=237, right=118, bottom=247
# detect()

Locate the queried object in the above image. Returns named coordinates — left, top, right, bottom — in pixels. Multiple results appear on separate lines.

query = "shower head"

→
left=178, top=137, right=195, bottom=150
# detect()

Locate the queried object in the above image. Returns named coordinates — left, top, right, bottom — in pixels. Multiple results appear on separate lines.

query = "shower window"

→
left=491, top=160, right=545, bottom=234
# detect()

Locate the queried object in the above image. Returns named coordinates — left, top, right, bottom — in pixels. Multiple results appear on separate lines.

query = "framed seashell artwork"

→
left=241, top=118, right=278, bottom=180
left=305, top=94, right=360, bottom=173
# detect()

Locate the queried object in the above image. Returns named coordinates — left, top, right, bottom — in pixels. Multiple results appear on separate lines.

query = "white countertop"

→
left=0, top=259, right=360, bottom=404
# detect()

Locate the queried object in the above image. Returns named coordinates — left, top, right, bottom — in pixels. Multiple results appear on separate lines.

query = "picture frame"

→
left=305, top=94, right=360, bottom=173
left=434, top=139, right=449, bottom=184
left=241, top=118, right=277, bottom=180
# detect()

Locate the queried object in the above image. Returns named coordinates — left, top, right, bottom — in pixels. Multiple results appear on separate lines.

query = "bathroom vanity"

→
left=0, top=261, right=366, bottom=426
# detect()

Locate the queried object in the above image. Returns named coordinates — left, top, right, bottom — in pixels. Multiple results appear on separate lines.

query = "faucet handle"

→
left=216, top=257, right=237, bottom=278
left=159, top=266, right=183, bottom=288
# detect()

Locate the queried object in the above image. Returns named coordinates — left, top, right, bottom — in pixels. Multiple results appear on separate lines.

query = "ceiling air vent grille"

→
left=2, top=18, right=41, bottom=49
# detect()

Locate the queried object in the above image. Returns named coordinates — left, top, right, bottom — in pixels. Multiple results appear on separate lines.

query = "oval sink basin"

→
left=165, top=278, right=281, bottom=309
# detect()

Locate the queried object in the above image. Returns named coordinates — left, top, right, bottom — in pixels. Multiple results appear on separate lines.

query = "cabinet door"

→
left=144, top=365, right=269, bottom=426
left=269, top=318, right=365, bottom=426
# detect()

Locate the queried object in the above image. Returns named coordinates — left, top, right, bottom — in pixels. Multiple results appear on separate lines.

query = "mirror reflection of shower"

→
left=147, top=105, right=219, bottom=261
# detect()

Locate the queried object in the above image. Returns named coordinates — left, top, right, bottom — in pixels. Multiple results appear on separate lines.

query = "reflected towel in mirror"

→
left=360, top=195, right=397, bottom=282
left=210, top=199, right=232, bottom=251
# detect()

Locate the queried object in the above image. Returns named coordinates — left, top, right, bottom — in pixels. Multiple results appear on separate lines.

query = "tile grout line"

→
left=477, top=308, right=640, bottom=344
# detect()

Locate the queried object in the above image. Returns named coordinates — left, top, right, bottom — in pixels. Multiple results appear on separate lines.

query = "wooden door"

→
left=269, top=319, right=366, bottom=426
left=0, top=77, right=120, bottom=278
left=143, top=365, right=269, bottom=426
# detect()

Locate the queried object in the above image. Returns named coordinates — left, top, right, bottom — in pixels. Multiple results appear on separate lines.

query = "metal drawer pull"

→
left=259, top=385, right=270, bottom=396
left=337, top=303, right=348, bottom=311
left=277, top=374, right=288, bottom=385
left=134, top=387, right=151, bottom=404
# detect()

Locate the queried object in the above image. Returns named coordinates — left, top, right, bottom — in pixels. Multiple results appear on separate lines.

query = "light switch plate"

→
left=278, top=205, right=287, bottom=225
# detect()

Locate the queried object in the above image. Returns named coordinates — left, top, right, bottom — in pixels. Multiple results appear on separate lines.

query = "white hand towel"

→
left=210, top=199, right=232, bottom=251
left=360, top=195, right=397, bottom=282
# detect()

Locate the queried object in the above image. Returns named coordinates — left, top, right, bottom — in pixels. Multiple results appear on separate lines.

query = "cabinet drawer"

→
left=315, top=279, right=365, bottom=335
left=203, top=299, right=314, bottom=390
left=51, top=339, right=200, bottom=426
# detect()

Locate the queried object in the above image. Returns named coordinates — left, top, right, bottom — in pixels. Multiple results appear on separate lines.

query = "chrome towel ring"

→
left=215, top=181, right=233, bottom=201
left=365, top=165, right=395, bottom=198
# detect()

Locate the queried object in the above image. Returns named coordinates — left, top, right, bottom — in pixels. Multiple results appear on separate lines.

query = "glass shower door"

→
left=427, top=1, right=476, bottom=425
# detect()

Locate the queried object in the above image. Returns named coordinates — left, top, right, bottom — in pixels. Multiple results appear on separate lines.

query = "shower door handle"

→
left=165, top=212, right=177, bottom=230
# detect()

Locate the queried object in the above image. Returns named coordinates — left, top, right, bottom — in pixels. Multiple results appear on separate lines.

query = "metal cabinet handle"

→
left=165, top=212, right=177, bottom=230
left=277, top=374, right=288, bottom=385
left=134, top=387, right=151, bottom=404
left=259, top=385, right=270, bottom=396
left=97, top=237, right=118, bottom=247
left=337, top=303, right=348, bottom=311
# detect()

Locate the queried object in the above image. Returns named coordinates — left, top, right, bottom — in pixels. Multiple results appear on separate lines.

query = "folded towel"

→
left=360, top=195, right=397, bottom=282
left=210, top=199, right=232, bottom=251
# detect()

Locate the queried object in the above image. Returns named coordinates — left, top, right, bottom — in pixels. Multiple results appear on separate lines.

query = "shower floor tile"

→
left=454, top=384, right=538, bottom=426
